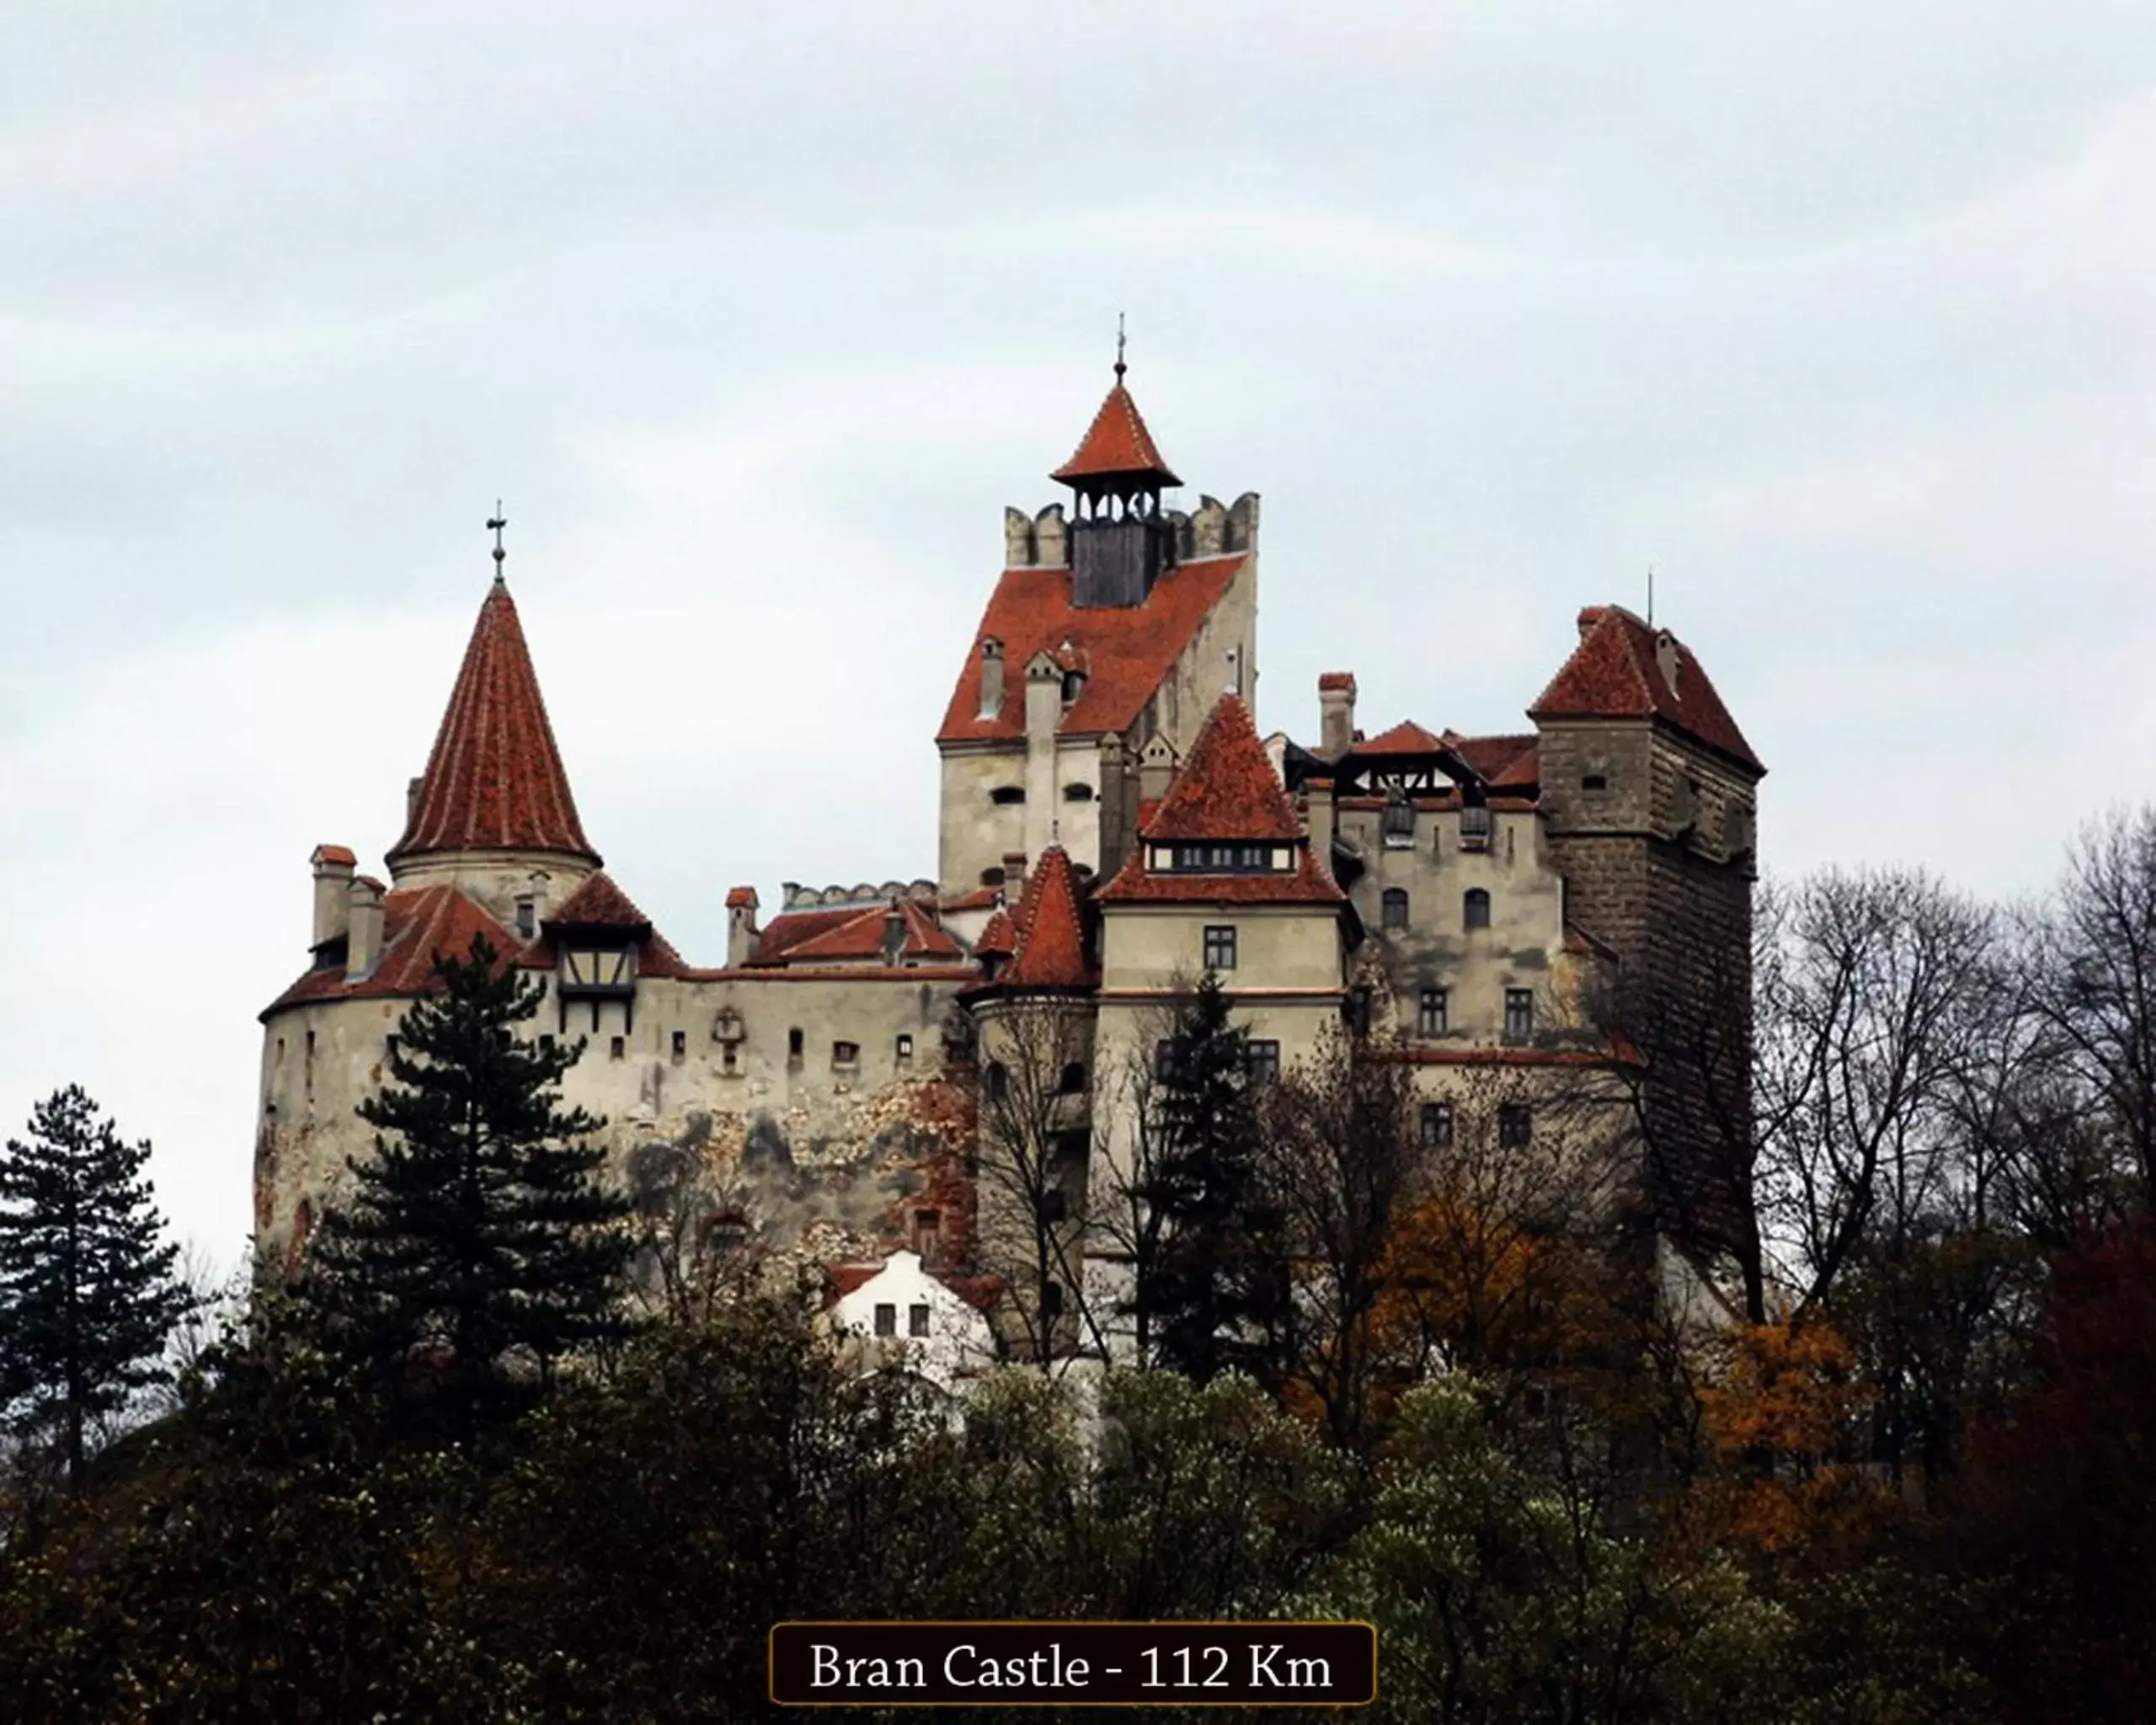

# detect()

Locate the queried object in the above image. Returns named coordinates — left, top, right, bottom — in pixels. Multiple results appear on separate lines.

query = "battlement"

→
left=781, top=879, right=941, bottom=912
left=1001, top=491, right=1260, bottom=570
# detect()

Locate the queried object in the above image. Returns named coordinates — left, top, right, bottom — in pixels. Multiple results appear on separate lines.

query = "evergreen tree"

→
left=0, top=1086, right=189, bottom=1487
left=305, top=933, right=632, bottom=1419
left=1131, top=974, right=1289, bottom=1383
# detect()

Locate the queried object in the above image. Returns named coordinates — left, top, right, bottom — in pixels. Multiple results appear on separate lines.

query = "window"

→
left=1345, top=986, right=1373, bottom=1036
left=1582, top=773, right=1607, bottom=791
left=1505, top=989, right=1534, bottom=1039
left=1499, top=1103, right=1533, bottom=1147
left=670, top=1029, right=686, bottom=1063
left=305, top=1030, right=316, bottom=1059
left=914, top=1209, right=940, bottom=1256
left=1420, top=1101, right=1454, bottom=1148
left=515, top=895, right=536, bottom=939
left=990, top=785, right=1026, bottom=805
left=721, top=1044, right=738, bottom=1073
left=1464, top=889, right=1492, bottom=931
left=1383, top=795, right=1415, bottom=847
left=1460, top=805, right=1492, bottom=852
left=985, top=1060, right=1009, bottom=1102
left=541, top=1033, right=556, bottom=1054
left=895, top=1033, right=915, bottom=1060
left=1061, top=670, right=1085, bottom=704
left=1203, top=925, right=1238, bottom=971
left=1417, top=988, right=1448, bottom=1037
left=1381, top=888, right=1410, bottom=930
left=1245, top=1039, right=1280, bottom=1085
left=1042, top=1188, right=1069, bottom=1223
left=1063, top=782, right=1094, bottom=802
left=1170, top=842, right=1280, bottom=873
left=609, top=1035, right=625, bottom=1060
left=908, top=1303, right=931, bottom=1338
left=787, top=1027, right=803, bottom=1067
left=1042, top=1281, right=1064, bottom=1318
left=386, top=1033, right=400, bottom=1061
left=1058, top=1060, right=1086, bottom=1094
left=873, top=1302, right=897, bottom=1338
left=979, top=866, right=1006, bottom=888
left=833, top=1039, right=860, bottom=1067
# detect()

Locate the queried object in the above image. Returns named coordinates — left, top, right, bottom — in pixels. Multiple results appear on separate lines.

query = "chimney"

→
left=1138, top=735, right=1178, bottom=804
left=977, top=638, right=1005, bottom=720
left=1095, top=731, right=1128, bottom=882
left=725, top=886, right=760, bottom=967
left=1654, top=629, right=1682, bottom=697
left=346, top=876, right=387, bottom=978
left=310, top=844, right=356, bottom=949
left=1318, top=673, right=1357, bottom=757
left=1002, top=851, right=1029, bottom=893
left=1304, top=777, right=1337, bottom=877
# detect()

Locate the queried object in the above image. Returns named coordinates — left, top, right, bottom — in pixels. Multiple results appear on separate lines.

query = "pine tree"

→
left=1132, top=974, right=1289, bottom=1383
left=305, top=933, right=632, bottom=1420
left=0, top=1086, right=189, bottom=1487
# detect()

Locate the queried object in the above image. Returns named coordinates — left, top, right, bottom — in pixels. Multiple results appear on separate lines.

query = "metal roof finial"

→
left=1113, top=312, right=1126, bottom=382
left=488, top=501, right=508, bottom=581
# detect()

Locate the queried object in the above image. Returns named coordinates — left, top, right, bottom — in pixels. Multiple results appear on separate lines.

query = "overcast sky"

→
left=5, top=1, right=2155, bottom=1268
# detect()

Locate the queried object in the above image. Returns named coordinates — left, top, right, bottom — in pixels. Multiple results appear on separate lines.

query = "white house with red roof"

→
left=254, top=355, right=1764, bottom=1351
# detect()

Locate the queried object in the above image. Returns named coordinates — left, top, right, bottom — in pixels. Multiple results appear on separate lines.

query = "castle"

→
left=254, top=358, right=1764, bottom=1359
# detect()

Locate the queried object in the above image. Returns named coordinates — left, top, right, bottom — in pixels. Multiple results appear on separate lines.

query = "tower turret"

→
left=1052, top=340, right=1181, bottom=609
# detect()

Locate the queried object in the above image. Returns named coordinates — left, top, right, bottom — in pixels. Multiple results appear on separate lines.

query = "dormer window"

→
left=1162, top=842, right=1289, bottom=873
left=1382, top=794, right=1415, bottom=848
left=1460, top=805, right=1492, bottom=852
left=1062, top=670, right=1086, bottom=704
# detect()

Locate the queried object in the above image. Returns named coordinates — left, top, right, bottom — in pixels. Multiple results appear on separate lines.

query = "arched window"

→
left=1058, top=1061, right=1087, bottom=1095
left=985, top=1060, right=1009, bottom=1102
left=1381, top=888, right=1409, bottom=930
left=1464, top=889, right=1492, bottom=931
left=1063, top=782, right=1095, bottom=802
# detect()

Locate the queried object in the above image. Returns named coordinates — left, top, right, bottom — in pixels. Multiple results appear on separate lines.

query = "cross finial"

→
left=487, top=501, right=508, bottom=580
left=1114, top=312, right=1126, bottom=381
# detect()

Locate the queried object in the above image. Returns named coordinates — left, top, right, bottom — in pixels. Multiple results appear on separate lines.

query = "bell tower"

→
left=1053, top=335, right=1182, bottom=609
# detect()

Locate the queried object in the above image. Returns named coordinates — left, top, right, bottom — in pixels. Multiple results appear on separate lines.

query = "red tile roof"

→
left=1531, top=606, right=1761, bottom=772
left=387, top=579, right=600, bottom=866
left=1051, top=375, right=1181, bottom=487
left=777, top=900, right=964, bottom=966
left=940, top=885, right=1005, bottom=913
left=974, top=908, right=1018, bottom=959
left=724, top=886, right=758, bottom=910
left=746, top=906, right=864, bottom=964
left=1357, top=718, right=1446, bottom=756
left=937, top=556, right=1246, bottom=744
left=1000, top=845, right=1095, bottom=989
left=1142, top=694, right=1302, bottom=843
left=524, top=870, right=695, bottom=979
left=263, top=884, right=525, bottom=1017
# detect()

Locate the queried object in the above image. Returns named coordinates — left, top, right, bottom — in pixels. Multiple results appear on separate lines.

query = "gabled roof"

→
left=263, top=884, right=524, bottom=1017
left=523, top=870, right=693, bottom=979
left=999, top=846, right=1095, bottom=990
left=1450, top=733, right=1539, bottom=786
left=1051, top=373, right=1181, bottom=488
left=937, top=555, right=1246, bottom=745
left=1142, top=694, right=1303, bottom=843
left=1356, top=719, right=1447, bottom=756
left=387, top=579, right=600, bottom=865
left=776, top=900, right=964, bottom=966
left=1530, top=606, right=1762, bottom=773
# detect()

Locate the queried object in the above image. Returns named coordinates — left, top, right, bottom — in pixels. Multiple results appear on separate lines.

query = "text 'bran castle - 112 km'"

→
left=254, top=355, right=1765, bottom=1369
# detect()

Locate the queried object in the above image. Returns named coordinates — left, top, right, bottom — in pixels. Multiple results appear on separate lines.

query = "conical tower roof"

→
left=387, top=578, right=600, bottom=866
left=1001, top=845, right=1094, bottom=989
left=1051, top=362, right=1181, bottom=489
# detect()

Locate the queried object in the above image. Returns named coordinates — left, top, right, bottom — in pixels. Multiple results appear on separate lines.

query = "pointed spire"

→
left=1000, top=844, right=1093, bottom=989
left=1142, top=694, right=1302, bottom=842
left=386, top=579, right=600, bottom=867
left=1051, top=334, right=1181, bottom=489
